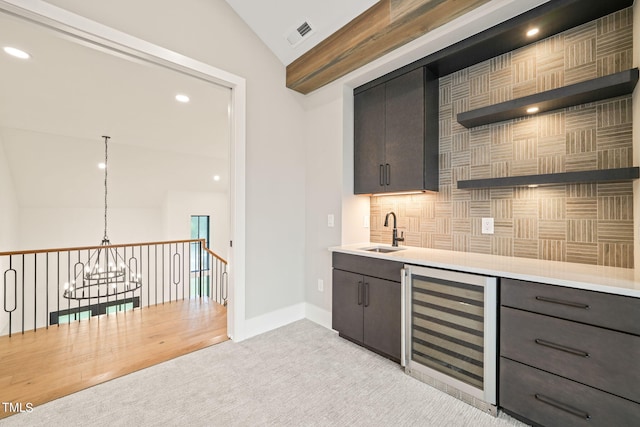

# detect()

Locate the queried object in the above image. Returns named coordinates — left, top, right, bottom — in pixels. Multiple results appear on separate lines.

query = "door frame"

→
left=0, top=0, right=247, bottom=340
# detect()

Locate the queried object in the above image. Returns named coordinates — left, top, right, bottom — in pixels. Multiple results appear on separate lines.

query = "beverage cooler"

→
left=402, top=265, right=497, bottom=414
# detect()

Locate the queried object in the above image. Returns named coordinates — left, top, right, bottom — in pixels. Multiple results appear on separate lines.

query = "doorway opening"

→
left=0, top=0, right=246, bottom=341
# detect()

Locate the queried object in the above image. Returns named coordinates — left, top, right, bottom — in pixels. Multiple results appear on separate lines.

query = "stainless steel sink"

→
left=360, top=246, right=405, bottom=253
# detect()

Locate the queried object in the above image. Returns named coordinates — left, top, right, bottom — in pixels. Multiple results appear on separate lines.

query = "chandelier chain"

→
left=62, top=135, right=144, bottom=301
left=102, top=135, right=110, bottom=244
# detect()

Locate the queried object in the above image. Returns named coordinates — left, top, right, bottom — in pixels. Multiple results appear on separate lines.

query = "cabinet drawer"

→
left=500, top=358, right=640, bottom=427
left=501, top=307, right=640, bottom=403
left=332, top=252, right=402, bottom=282
left=501, top=278, right=640, bottom=335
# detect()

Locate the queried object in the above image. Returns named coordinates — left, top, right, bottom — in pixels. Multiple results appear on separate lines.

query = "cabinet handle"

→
left=379, top=164, right=385, bottom=187
left=364, top=282, right=370, bottom=307
left=534, top=339, right=590, bottom=358
left=385, top=164, right=391, bottom=185
left=535, top=296, right=590, bottom=310
left=358, top=281, right=363, bottom=306
left=534, top=394, right=591, bottom=420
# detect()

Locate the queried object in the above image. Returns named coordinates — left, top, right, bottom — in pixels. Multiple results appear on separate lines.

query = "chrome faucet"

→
left=384, top=211, right=404, bottom=247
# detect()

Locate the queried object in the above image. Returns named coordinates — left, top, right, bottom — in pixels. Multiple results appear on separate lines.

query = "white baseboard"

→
left=241, top=302, right=334, bottom=341
left=243, top=302, right=306, bottom=340
left=304, top=303, right=332, bottom=330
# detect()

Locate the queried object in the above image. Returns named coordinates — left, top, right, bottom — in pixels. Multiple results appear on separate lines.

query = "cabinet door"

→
left=332, top=269, right=364, bottom=343
left=363, top=276, right=401, bottom=361
left=354, top=84, right=385, bottom=194
left=384, top=67, right=425, bottom=193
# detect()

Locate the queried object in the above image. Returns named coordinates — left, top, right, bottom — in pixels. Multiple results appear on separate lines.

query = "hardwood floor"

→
left=0, top=299, right=227, bottom=419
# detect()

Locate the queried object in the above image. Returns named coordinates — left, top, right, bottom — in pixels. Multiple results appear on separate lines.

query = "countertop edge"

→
left=330, top=244, right=640, bottom=298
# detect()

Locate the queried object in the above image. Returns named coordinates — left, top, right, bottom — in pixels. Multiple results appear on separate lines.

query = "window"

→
left=190, top=215, right=210, bottom=272
left=190, top=215, right=211, bottom=297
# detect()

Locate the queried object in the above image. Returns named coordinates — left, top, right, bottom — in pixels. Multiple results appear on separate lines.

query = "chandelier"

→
left=63, top=136, right=142, bottom=300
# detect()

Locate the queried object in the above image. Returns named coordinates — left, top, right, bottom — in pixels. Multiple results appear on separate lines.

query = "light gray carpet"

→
left=1, top=320, right=528, bottom=426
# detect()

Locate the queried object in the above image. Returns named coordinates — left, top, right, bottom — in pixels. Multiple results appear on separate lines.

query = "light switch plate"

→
left=481, top=217, right=494, bottom=234
left=327, top=214, right=334, bottom=227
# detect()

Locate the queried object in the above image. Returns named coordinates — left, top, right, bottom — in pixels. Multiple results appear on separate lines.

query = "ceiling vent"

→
left=286, top=21, right=314, bottom=47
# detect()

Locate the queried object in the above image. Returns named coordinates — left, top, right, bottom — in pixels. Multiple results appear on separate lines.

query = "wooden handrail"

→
left=201, top=241, right=227, bottom=265
left=0, top=239, right=227, bottom=265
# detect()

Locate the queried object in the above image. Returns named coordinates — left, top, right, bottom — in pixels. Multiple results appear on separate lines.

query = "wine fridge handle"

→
left=401, top=268, right=407, bottom=367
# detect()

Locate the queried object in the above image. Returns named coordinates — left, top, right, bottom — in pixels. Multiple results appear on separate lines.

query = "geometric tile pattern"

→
left=370, top=7, right=635, bottom=267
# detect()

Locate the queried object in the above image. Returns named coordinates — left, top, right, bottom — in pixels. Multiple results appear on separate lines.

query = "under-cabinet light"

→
left=371, top=191, right=426, bottom=197
left=526, top=107, right=539, bottom=114
left=526, top=28, right=539, bottom=37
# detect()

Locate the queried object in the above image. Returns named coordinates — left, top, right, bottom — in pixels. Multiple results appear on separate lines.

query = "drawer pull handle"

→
left=534, top=339, right=590, bottom=358
left=535, top=296, right=590, bottom=309
left=534, top=394, right=591, bottom=420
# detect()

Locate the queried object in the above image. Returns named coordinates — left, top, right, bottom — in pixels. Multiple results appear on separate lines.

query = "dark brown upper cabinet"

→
left=354, top=67, right=438, bottom=195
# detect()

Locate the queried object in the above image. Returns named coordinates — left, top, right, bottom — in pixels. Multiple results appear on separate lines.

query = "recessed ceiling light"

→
left=526, top=28, right=539, bottom=37
left=98, top=162, right=106, bottom=169
left=175, top=94, right=190, bottom=103
left=3, top=46, right=30, bottom=59
left=213, top=175, right=221, bottom=181
left=526, top=107, right=539, bottom=114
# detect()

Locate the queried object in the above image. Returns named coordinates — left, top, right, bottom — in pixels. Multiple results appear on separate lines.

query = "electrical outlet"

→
left=363, top=215, right=370, bottom=228
left=327, top=214, right=334, bottom=228
left=317, top=279, right=324, bottom=292
left=481, top=217, right=494, bottom=234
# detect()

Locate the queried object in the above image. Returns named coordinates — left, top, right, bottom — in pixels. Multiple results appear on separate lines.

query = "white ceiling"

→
left=0, top=11, right=231, bottom=209
left=224, top=0, right=379, bottom=65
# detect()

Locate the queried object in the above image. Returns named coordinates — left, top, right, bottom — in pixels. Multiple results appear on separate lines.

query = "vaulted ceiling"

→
left=224, top=0, right=379, bottom=66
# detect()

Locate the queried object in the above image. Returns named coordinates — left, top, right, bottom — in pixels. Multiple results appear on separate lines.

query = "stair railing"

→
left=0, top=239, right=227, bottom=337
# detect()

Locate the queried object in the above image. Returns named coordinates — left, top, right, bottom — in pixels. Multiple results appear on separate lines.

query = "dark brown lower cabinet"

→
left=500, top=358, right=640, bottom=427
left=332, top=253, right=401, bottom=361
left=499, top=278, right=640, bottom=427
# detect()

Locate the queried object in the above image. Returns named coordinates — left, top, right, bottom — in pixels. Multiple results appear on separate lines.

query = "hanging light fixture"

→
left=63, top=136, right=142, bottom=300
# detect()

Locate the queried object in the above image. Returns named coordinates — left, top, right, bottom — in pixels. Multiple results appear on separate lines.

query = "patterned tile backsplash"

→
left=370, top=8, right=635, bottom=268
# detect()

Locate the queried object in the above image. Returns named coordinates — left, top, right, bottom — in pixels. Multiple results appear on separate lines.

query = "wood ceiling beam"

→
left=286, top=0, right=491, bottom=94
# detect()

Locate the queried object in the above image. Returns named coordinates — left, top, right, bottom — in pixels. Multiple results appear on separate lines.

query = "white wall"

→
left=44, top=0, right=307, bottom=321
left=0, top=134, right=18, bottom=251
left=163, top=190, right=229, bottom=258
left=301, top=82, right=373, bottom=327
left=301, top=84, right=344, bottom=323
left=17, top=207, right=162, bottom=249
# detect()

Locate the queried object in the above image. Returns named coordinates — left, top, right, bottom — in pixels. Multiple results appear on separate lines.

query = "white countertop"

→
left=330, top=243, right=640, bottom=298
